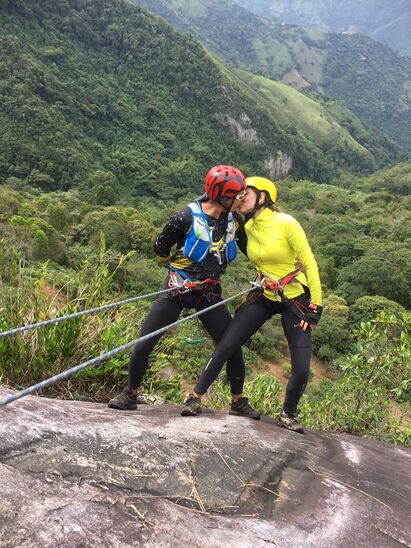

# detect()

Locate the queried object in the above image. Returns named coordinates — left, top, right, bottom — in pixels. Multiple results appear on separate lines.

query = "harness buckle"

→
left=183, top=280, right=197, bottom=290
left=257, top=272, right=282, bottom=294
left=262, top=279, right=283, bottom=292
left=255, top=270, right=302, bottom=301
left=183, top=278, right=221, bottom=290
left=168, top=271, right=190, bottom=294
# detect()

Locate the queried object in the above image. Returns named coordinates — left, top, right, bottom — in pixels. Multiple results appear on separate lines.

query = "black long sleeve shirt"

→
left=154, top=205, right=230, bottom=281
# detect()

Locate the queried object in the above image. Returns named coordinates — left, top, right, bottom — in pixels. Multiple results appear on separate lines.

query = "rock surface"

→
left=0, top=387, right=410, bottom=547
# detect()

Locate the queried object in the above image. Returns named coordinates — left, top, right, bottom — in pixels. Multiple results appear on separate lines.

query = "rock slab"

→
left=0, top=387, right=410, bottom=547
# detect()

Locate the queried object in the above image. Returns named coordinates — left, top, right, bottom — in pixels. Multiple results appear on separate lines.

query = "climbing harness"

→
left=168, top=269, right=223, bottom=308
left=251, top=270, right=312, bottom=320
left=0, top=285, right=256, bottom=408
left=169, top=267, right=221, bottom=292
left=254, top=270, right=303, bottom=301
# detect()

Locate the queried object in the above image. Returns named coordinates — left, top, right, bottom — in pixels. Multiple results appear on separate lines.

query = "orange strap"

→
left=258, top=270, right=300, bottom=293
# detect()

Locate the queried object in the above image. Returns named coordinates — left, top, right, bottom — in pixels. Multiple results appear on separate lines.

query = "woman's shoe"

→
left=278, top=410, right=304, bottom=433
left=181, top=394, right=202, bottom=416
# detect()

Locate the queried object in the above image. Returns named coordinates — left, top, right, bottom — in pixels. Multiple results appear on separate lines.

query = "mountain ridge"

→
left=237, top=0, right=411, bottom=57
left=133, top=0, right=411, bottom=149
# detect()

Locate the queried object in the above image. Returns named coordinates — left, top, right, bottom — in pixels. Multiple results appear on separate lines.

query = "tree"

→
left=312, top=294, right=351, bottom=363
left=85, top=171, right=121, bottom=206
left=338, top=244, right=411, bottom=307
left=349, top=295, right=406, bottom=328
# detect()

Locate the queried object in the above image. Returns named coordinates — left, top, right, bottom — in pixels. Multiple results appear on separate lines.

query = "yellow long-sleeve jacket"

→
left=241, top=208, right=322, bottom=305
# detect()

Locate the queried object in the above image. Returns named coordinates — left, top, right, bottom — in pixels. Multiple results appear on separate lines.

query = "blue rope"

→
left=0, top=287, right=176, bottom=339
left=0, top=286, right=254, bottom=407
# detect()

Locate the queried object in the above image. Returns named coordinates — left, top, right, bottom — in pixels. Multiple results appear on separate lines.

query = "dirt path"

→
left=257, top=352, right=334, bottom=398
left=181, top=350, right=333, bottom=398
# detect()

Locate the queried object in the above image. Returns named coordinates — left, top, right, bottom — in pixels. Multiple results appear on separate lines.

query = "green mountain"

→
left=0, top=0, right=402, bottom=197
left=133, top=0, right=411, bottom=149
left=237, top=0, right=411, bottom=57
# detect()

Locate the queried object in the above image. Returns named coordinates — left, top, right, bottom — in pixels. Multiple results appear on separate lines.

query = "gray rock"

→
left=0, top=387, right=410, bottom=547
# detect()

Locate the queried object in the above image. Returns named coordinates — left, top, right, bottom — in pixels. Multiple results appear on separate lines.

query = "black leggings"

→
left=194, top=292, right=312, bottom=415
left=128, top=288, right=245, bottom=395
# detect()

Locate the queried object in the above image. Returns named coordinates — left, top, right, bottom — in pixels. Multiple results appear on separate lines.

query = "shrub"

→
left=301, top=312, right=411, bottom=445
left=0, top=241, right=145, bottom=400
left=312, top=294, right=351, bottom=364
left=244, top=374, right=283, bottom=417
left=349, top=295, right=405, bottom=328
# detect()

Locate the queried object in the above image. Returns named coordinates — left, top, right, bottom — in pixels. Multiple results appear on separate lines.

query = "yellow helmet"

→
left=246, top=176, right=277, bottom=203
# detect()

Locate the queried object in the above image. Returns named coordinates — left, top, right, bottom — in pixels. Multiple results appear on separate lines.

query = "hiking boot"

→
left=108, top=388, right=137, bottom=410
left=278, top=410, right=304, bottom=433
left=181, top=394, right=202, bottom=416
left=229, top=397, right=261, bottom=420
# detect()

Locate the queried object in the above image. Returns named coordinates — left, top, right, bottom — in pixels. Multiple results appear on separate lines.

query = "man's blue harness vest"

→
left=182, top=201, right=237, bottom=265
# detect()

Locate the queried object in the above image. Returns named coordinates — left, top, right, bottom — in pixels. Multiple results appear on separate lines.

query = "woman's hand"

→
left=300, top=319, right=317, bottom=332
left=300, top=304, right=323, bottom=331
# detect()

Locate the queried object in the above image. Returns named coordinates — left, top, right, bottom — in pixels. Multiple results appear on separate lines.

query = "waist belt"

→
left=169, top=268, right=221, bottom=293
left=182, top=278, right=221, bottom=289
left=256, top=270, right=301, bottom=299
left=256, top=270, right=311, bottom=316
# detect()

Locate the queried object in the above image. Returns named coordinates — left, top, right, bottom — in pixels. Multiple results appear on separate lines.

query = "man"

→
left=108, top=165, right=260, bottom=420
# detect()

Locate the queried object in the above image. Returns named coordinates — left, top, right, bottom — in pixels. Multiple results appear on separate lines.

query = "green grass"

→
left=248, top=73, right=374, bottom=158
left=286, top=37, right=325, bottom=86
left=252, top=37, right=293, bottom=76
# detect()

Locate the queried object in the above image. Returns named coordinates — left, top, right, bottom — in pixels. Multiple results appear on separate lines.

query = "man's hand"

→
left=158, top=254, right=171, bottom=268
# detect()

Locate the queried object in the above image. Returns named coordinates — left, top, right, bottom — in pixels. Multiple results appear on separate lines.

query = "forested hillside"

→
left=237, top=0, right=411, bottom=57
left=0, top=0, right=403, bottom=196
left=134, top=0, right=411, bottom=148
left=2, top=162, right=409, bottom=306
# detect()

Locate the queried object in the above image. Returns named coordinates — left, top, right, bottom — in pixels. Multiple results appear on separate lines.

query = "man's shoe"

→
left=181, top=394, right=202, bottom=416
left=108, top=389, right=137, bottom=410
left=229, top=397, right=261, bottom=420
left=278, top=410, right=304, bottom=433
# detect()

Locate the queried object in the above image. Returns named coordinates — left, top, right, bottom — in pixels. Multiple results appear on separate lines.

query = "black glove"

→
left=303, top=303, right=323, bottom=326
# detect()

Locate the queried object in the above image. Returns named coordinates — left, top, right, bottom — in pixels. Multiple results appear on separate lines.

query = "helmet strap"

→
left=249, top=190, right=265, bottom=217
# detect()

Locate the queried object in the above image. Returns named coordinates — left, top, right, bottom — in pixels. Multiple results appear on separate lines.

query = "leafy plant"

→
left=301, top=312, right=411, bottom=445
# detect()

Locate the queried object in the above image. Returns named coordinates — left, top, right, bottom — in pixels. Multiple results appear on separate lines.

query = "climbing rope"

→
left=0, top=286, right=255, bottom=407
left=0, top=287, right=178, bottom=339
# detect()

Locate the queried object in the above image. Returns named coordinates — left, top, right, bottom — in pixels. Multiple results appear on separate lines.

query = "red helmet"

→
left=205, top=165, right=246, bottom=202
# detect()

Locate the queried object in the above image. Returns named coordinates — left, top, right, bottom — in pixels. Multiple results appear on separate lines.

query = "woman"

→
left=182, top=176, right=322, bottom=433
left=108, top=165, right=259, bottom=420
